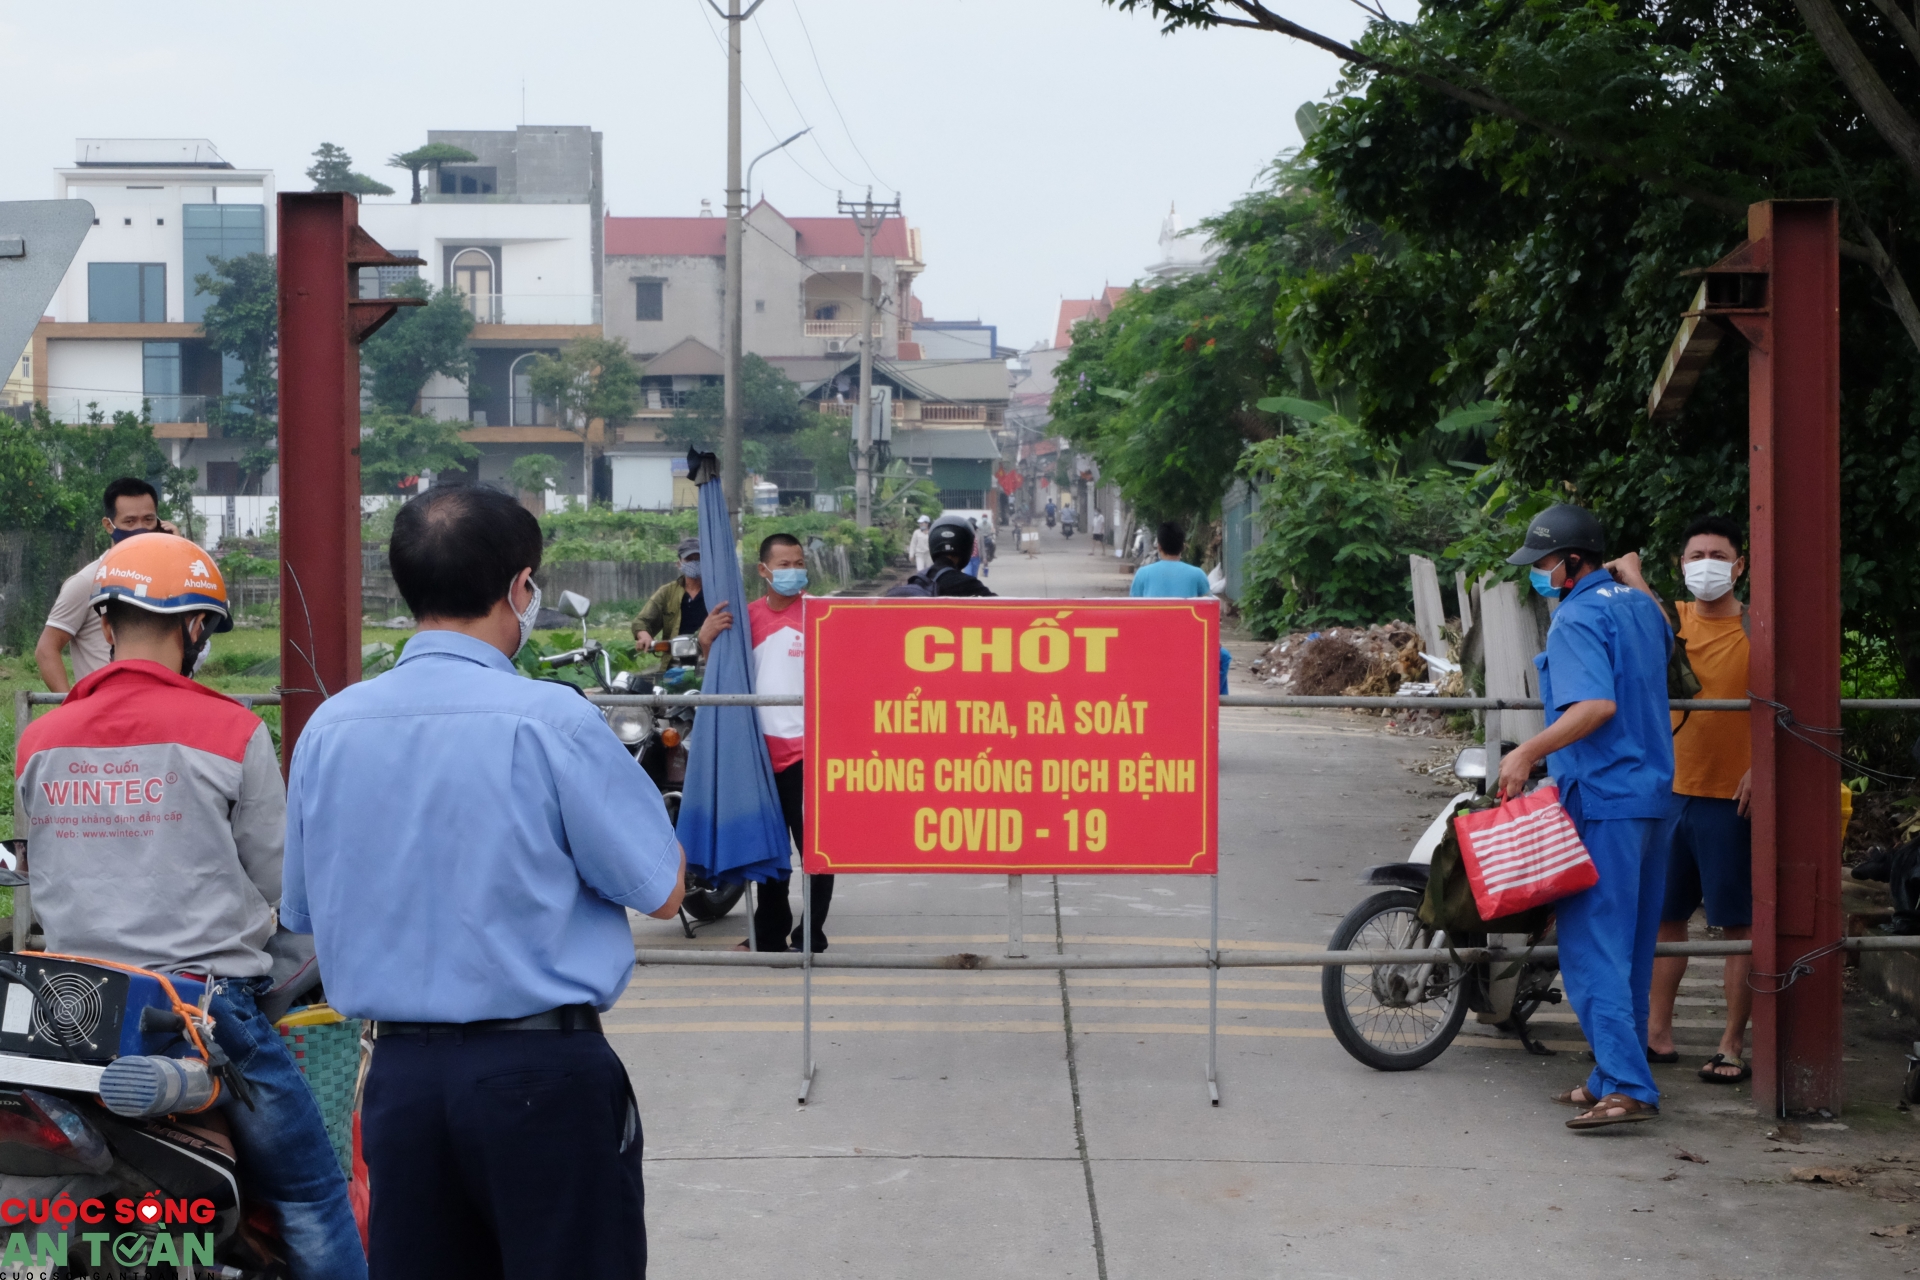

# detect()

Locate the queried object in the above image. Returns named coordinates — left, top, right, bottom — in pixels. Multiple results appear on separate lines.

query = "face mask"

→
left=680, top=558, right=701, bottom=580
left=769, top=567, right=808, bottom=596
left=1528, top=566, right=1558, bottom=599
left=110, top=526, right=153, bottom=544
left=513, top=577, right=542, bottom=654
left=1683, top=559, right=1735, bottom=602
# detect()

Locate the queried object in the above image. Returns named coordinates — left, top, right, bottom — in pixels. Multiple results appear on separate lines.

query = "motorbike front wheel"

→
left=1321, top=888, right=1469, bottom=1071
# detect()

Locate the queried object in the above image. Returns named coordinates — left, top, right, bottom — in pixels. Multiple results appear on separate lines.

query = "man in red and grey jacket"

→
left=14, top=533, right=364, bottom=1280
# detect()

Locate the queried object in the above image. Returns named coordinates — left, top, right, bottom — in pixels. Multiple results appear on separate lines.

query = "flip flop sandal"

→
left=1567, top=1093, right=1660, bottom=1130
left=1697, top=1054, right=1752, bottom=1084
left=1552, top=1085, right=1597, bottom=1107
left=1646, top=1047, right=1680, bottom=1065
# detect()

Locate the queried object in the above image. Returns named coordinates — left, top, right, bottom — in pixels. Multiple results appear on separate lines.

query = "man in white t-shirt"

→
left=35, top=478, right=175, bottom=692
left=698, top=532, right=833, bottom=952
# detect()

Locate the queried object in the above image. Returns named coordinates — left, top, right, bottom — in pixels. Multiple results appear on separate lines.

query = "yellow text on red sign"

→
left=804, top=599, right=1218, bottom=874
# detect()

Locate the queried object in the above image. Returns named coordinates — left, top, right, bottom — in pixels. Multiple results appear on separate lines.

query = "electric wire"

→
left=789, top=0, right=896, bottom=194
left=748, top=18, right=868, bottom=192
left=693, top=0, right=839, bottom=197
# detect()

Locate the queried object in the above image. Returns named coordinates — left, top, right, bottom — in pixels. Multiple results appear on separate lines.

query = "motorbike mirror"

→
left=559, top=590, right=591, bottom=619
left=1451, top=747, right=1487, bottom=780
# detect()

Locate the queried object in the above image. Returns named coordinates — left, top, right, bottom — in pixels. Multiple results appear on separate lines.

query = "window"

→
left=755, top=299, right=765, bottom=313
left=438, top=166, right=498, bottom=195
left=634, top=280, right=664, bottom=322
left=812, top=303, right=839, bottom=321
left=88, top=263, right=165, bottom=322
left=204, top=462, right=240, bottom=496
left=143, top=342, right=186, bottom=422
left=183, top=204, right=267, bottom=322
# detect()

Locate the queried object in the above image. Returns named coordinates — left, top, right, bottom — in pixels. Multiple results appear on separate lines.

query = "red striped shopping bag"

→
left=1451, top=785, right=1597, bottom=921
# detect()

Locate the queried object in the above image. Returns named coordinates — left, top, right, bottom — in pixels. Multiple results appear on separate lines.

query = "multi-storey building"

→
left=31, top=138, right=275, bottom=493
left=356, top=126, right=604, bottom=503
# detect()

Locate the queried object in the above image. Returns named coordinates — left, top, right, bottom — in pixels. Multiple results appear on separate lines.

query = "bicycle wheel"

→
left=1321, top=888, right=1469, bottom=1071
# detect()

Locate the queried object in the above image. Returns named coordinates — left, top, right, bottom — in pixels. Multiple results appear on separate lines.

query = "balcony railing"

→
left=803, top=319, right=884, bottom=339
left=642, top=389, right=695, bottom=411
left=44, top=394, right=208, bottom=424
left=818, top=400, right=991, bottom=425
left=458, top=294, right=603, bottom=326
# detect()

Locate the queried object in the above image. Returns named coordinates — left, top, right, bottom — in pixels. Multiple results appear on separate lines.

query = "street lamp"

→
left=747, top=128, right=811, bottom=206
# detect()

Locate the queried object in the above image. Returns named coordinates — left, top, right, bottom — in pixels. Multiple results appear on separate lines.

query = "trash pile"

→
left=1247, top=622, right=1466, bottom=737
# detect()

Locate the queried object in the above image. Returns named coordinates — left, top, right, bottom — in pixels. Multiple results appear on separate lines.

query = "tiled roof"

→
left=605, top=202, right=910, bottom=260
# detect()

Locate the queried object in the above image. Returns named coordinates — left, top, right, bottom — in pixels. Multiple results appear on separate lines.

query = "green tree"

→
left=526, top=337, right=641, bottom=431
left=306, top=143, right=395, bottom=197
left=195, top=252, right=280, bottom=487
left=662, top=354, right=816, bottom=448
left=359, top=412, right=480, bottom=494
left=359, top=281, right=476, bottom=414
left=388, top=143, right=480, bottom=204
left=508, top=453, right=564, bottom=498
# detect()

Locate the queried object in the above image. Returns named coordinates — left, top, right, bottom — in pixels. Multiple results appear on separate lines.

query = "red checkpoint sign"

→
left=804, top=598, right=1219, bottom=874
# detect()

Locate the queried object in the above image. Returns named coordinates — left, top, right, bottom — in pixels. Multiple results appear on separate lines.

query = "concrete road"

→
left=618, top=523, right=1917, bottom=1279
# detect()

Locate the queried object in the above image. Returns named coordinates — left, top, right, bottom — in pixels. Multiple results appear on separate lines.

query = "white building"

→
left=30, top=138, right=275, bottom=493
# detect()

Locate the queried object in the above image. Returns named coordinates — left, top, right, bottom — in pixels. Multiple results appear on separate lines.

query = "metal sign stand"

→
left=1007, top=875, right=1026, bottom=958
left=799, top=873, right=815, bottom=1104
left=1207, top=872, right=1220, bottom=1106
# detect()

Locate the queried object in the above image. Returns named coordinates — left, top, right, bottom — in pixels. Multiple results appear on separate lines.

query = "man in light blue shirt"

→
left=285, top=484, right=682, bottom=1279
left=1130, top=522, right=1213, bottom=597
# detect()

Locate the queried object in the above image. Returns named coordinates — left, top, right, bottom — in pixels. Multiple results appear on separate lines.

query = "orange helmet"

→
left=89, top=533, right=233, bottom=632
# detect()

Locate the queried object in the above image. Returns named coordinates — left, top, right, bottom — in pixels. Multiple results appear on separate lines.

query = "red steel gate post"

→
left=275, top=193, right=421, bottom=767
left=1743, top=200, right=1844, bottom=1115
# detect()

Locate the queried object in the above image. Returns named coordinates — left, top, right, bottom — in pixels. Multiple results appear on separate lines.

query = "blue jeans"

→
left=210, top=977, right=367, bottom=1280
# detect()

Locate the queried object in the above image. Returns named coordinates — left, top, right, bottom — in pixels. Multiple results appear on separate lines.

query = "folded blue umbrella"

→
left=675, top=452, right=793, bottom=887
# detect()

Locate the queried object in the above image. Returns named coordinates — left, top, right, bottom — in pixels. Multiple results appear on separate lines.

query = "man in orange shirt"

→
left=1612, top=515, right=1752, bottom=1083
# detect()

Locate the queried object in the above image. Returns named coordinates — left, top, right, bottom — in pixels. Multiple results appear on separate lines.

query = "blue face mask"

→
left=770, top=567, right=808, bottom=596
left=1528, top=567, right=1558, bottom=599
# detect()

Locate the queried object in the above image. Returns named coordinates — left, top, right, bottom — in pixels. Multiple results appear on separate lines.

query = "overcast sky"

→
left=1, top=0, right=1405, bottom=350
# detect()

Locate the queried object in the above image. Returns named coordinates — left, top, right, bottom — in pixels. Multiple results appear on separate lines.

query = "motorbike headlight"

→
left=606, top=707, right=654, bottom=746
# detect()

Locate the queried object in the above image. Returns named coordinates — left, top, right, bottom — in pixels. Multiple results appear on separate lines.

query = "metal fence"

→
left=14, top=687, right=1920, bottom=1106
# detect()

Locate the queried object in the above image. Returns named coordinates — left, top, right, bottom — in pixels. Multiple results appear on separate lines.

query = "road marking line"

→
left=602, top=1019, right=1336, bottom=1038
left=631, top=933, right=1320, bottom=952
left=622, top=974, right=1318, bottom=993
left=617, top=995, right=1322, bottom=1012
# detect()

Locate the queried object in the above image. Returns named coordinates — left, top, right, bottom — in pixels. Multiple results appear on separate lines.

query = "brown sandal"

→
left=1552, top=1085, right=1597, bottom=1107
left=1566, top=1093, right=1659, bottom=1129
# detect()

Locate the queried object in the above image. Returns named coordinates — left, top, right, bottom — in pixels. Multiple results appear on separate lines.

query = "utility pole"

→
left=715, top=0, right=764, bottom=526
left=838, top=188, right=900, bottom=528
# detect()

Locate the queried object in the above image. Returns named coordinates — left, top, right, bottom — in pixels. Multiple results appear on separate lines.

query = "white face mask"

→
left=1683, top=559, right=1736, bottom=602
left=513, top=576, right=542, bottom=653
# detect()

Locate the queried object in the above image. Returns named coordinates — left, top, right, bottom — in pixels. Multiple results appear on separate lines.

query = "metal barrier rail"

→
left=634, top=936, right=1914, bottom=971
left=18, top=691, right=1920, bottom=712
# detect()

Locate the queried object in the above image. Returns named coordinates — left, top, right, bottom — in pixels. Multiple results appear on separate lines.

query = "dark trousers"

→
left=363, top=1029, right=644, bottom=1280
left=750, top=759, right=835, bottom=951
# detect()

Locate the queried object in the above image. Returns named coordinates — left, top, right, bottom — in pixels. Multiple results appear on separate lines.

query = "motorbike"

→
left=0, top=886, right=284, bottom=1276
left=539, top=593, right=745, bottom=929
left=1060, top=510, right=1076, bottom=539
left=1320, top=744, right=1563, bottom=1070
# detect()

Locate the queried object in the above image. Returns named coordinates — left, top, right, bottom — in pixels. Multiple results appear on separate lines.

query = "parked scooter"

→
left=0, top=899, right=281, bottom=1274
left=1320, top=744, right=1563, bottom=1070
left=539, top=593, right=745, bottom=928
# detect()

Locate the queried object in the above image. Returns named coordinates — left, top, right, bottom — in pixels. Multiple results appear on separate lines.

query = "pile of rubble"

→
left=1247, top=622, right=1466, bottom=737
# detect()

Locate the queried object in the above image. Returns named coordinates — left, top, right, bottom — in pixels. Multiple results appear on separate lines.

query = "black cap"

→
left=1506, top=503, right=1607, bottom=566
left=928, top=517, right=975, bottom=562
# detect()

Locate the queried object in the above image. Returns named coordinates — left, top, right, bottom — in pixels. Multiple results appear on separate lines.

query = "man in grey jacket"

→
left=14, top=533, right=364, bottom=1279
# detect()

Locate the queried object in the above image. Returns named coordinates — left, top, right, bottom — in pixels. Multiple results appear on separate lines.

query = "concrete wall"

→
left=356, top=201, right=597, bottom=302
left=605, top=252, right=723, bottom=358
left=44, top=338, right=141, bottom=419
left=51, top=173, right=272, bottom=324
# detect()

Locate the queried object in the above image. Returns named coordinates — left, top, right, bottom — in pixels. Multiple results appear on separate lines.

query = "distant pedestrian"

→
left=632, top=536, right=708, bottom=648
left=1129, top=523, right=1211, bottom=597
left=285, top=485, right=686, bottom=1278
left=1090, top=509, right=1105, bottom=552
left=1610, top=516, right=1754, bottom=1085
left=1497, top=504, right=1678, bottom=1130
left=35, top=477, right=177, bottom=692
left=909, top=515, right=932, bottom=573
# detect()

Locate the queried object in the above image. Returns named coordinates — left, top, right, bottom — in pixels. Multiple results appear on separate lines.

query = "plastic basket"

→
left=276, top=1010, right=363, bottom=1176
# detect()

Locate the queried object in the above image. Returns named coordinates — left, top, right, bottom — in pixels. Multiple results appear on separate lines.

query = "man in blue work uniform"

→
left=1495, top=504, right=1679, bottom=1130
left=284, top=485, right=685, bottom=1277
